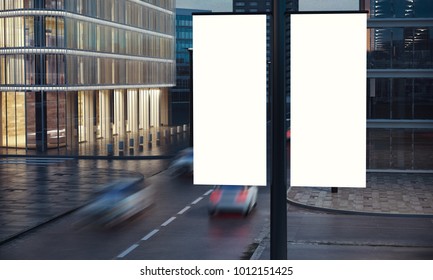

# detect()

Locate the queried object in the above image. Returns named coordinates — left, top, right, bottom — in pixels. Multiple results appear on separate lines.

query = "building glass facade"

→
left=169, top=8, right=208, bottom=125
left=0, top=0, right=175, bottom=153
left=364, top=0, right=433, bottom=170
left=233, top=0, right=272, bottom=120
left=233, top=0, right=271, bottom=13
left=235, top=0, right=433, bottom=171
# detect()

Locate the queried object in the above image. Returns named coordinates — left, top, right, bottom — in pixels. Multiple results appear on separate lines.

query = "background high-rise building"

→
left=0, top=0, right=175, bottom=154
left=233, top=0, right=275, bottom=120
left=234, top=0, right=433, bottom=171
left=233, top=0, right=270, bottom=13
left=364, top=0, right=433, bottom=170
left=170, top=8, right=210, bottom=126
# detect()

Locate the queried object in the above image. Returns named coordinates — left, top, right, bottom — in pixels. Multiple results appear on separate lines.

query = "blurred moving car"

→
left=208, top=185, right=258, bottom=216
left=76, top=177, right=154, bottom=227
left=167, top=147, right=193, bottom=177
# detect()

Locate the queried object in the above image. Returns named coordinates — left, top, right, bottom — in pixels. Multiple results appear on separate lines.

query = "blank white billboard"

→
left=193, top=14, right=267, bottom=186
left=290, top=13, right=367, bottom=188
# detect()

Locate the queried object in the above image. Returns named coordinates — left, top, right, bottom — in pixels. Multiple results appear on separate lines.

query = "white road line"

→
left=204, top=189, right=213, bottom=196
left=141, top=229, right=159, bottom=241
left=177, top=206, right=191, bottom=215
left=191, top=197, right=203, bottom=205
left=115, top=190, right=210, bottom=260
left=117, top=244, right=139, bottom=259
left=161, top=217, right=176, bottom=227
left=116, top=190, right=212, bottom=259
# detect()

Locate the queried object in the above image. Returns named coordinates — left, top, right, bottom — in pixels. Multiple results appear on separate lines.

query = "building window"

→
left=414, top=79, right=433, bottom=119
left=369, top=0, right=433, bottom=18
left=24, top=16, right=34, bottom=47
left=4, top=17, right=25, bottom=48
left=368, top=78, right=391, bottom=119
left=368, top=27, right=433, bottom=69
left=0, top=91, right=26, bottom=148
left=368, top=78, right=433, bottom=120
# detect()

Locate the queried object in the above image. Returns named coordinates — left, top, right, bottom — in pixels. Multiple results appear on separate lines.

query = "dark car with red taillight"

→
left=208, top=185, right=258, bottom=216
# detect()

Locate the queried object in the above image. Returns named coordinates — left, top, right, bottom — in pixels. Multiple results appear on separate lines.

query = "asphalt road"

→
left=0, top=165, right=271, bottom=260
left=256, top=203, right=433, bottom=260
left=2, top=158, right=433, bottom=260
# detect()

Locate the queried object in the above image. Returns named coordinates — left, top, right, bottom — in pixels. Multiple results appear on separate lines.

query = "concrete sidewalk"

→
left=287, top=172, right=433, bottom=216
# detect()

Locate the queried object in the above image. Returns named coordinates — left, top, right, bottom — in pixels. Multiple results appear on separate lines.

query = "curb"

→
left=249, top=196, right=433, bottom=260
left=249, top=219, right=270, bottom=260
left=0, top=207, right=82, bottom=246
left=286, top=196, right=433, bottom=218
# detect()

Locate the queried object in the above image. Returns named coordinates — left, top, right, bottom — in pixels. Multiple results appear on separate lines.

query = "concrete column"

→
left=0, top=92, right=3, bottom=146
left=81, top=91, right=95, bottom=143
left=127, top=89, right=138, bottom=134
left=99, top=90, right=111, bottom=139
left=114, top=89, right=125, bottom=137
left=150, top=89, right=160, bottom=127
left=139, top=89, right=149, bottom=131
left=159, top=88, right=169, bottom=126
left=65, top=91, right=77, bottom=150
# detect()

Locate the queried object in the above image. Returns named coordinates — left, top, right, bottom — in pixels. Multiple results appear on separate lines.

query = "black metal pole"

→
left=187, top=48, right=193, bottom=147
left=271, top=0, right=288, bottom=260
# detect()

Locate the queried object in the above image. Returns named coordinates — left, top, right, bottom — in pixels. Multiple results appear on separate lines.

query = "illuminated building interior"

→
left=0, top=0, right=175, bottom=153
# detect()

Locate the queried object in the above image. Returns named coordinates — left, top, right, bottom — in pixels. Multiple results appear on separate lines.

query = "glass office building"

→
left=234, top=0, right=433, bottom=171
left=170, top=8, right=209, bottom=126
left=364, top=0, right=433, bottom=170
left=0, top=0, right=175, bottom=154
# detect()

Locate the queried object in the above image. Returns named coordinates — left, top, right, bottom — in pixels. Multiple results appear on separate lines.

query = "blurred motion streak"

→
left=208, top=185, right=258, bottom=217
left=75, top=177, right=155, bottom=228
left=167, top=147, right=193, bottom=177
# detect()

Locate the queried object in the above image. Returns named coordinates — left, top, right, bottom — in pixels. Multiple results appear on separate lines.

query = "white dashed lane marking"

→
left=141, top=229, right=159, bottom=241
left=204, top=189, right=213, bottom=196
left=117, top=244, right=139, bottom=259
left=115, top=187, right=213, bottom=258
left=161, top=217, right=176, bottom=227
left=178, top=206, right=191, bottom=215
left=191, top=197, right=203, bottom=205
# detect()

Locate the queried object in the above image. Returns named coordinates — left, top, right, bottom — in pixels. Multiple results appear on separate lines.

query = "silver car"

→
left=208, top=185, right=258, bottom=216
left=76, top=177, right=154, bottom=227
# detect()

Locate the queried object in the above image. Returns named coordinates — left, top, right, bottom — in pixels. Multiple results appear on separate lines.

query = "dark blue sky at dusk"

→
left=176, top=0, right=233, bottom=12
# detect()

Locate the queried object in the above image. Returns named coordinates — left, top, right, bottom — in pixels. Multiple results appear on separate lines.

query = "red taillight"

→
left=236, top=190, right=248, bottom=203
left=210, top=190, right=222, bottom=204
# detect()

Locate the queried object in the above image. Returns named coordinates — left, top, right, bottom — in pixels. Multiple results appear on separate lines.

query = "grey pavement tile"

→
left=287, top=173, right=433, bottom=216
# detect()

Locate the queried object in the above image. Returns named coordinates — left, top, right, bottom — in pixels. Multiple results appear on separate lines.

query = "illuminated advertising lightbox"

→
left=193, top=14, right=267, bottom=186
left=290, top=13, right=367, bottom=188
